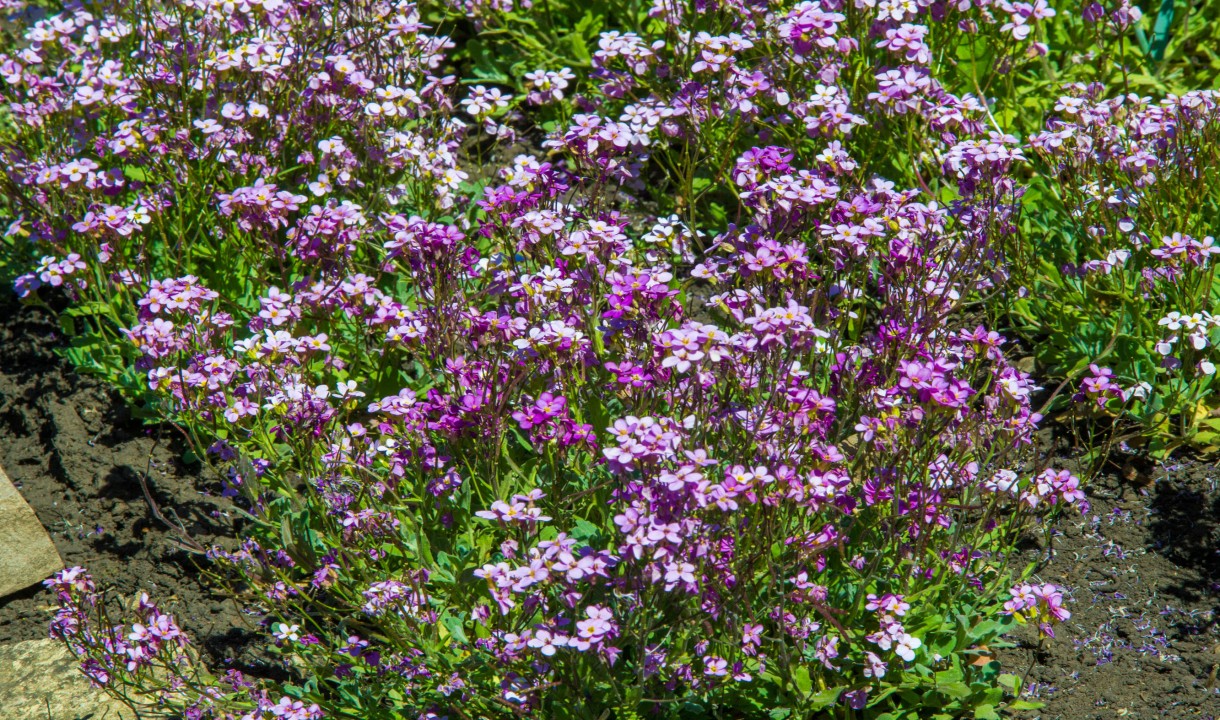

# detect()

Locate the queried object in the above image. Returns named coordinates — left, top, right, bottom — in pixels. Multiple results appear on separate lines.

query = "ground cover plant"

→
left=0, top=0, right=1217, bottom=718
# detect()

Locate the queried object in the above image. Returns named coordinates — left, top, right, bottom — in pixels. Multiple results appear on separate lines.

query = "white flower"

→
left=984, top=469, right=1019, bottom=494
left=335, top=380, right=364, bottom=399
left=527, top=630, right=567, bottom=656
left=318, top=137, right=346, bottom=155
left=895, top=633, right=921, bottom=662
left=273, top=623, right=300, bottom=642
left=193, top=118, right=223, bottom=135
left=331, top=55, right=356, bottom=74
left=460, top=85, right=510, bottom=118
left=308, top=174, right=332, bottom=196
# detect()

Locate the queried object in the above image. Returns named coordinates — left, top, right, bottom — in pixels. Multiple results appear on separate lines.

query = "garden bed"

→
left=4, top=1, right=1220, bottom=716
left=1, top=302, right=1217, bottom=718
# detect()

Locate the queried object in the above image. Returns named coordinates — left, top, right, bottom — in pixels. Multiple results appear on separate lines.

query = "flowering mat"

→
left=7, top=0, right=1220, bottom=717
left=1, top=303, right=1217, bottom=719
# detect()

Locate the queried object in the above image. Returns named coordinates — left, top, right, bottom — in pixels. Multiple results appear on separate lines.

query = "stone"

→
left=0, top=638, right=135, bottom=719
left=0, top=463, right=64, bottom=598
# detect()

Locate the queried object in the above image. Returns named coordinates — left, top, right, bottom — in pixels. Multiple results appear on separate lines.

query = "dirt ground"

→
left=1006, top=448, right=1220, bottom=719
left=0, top=297, right=1218, bottom=718
left=0, top=299, right=261, bottom=672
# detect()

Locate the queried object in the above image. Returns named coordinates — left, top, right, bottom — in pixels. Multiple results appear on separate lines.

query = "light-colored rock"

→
left=0, top=464, right=64, bottom=598
left=0, top=638, right=134, bottom=719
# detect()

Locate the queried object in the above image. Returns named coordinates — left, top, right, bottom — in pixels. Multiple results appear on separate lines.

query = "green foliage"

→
left=1003, top=91, right=1220, bottom=454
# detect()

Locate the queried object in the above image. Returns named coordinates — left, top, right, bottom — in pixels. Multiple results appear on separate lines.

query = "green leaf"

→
left=441, top=614, right=469, bottom=644
left=936, top=664, right=965, bottom=686
left=63, top=301, right=116, bottom=318
left=431, top=551, right=456, bottom=583
left=935, top=681, right=972, bottom=700
left=979, top=687, right=1003, bottom=706
left=123, top=165, right=150, bottom=182
left=570, top=518, right=600, bottom=544
left=417, top=528, right=435, bottom=565
left=563, top=30, right=592, bottom=66
left=280, top=514, right=296, bottom=556
left=806, top=686, right=843, bottom=711
left=975, top=660, right=1002, bottom=684
left=791, top=665, right=812, bottom=695
left=1150, top=0, right=1177, bottom=61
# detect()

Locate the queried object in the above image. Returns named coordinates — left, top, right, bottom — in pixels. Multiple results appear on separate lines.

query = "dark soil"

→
left=1007, top=449, right=1220, bottom=719
left=0, top=299, right=259, bottom=670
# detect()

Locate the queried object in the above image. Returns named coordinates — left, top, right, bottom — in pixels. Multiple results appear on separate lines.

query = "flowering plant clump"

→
left=1012, top=87, right=1220, bottom=453
left=0, top=0, right=1204, bottom=717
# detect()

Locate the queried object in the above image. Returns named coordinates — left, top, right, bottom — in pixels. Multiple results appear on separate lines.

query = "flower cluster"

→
left=1003, top=582, right=1072, bottom=638
left=0, top=0, right=1165, bottom=718
left=1021, top=86, right=1220, bottom=445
